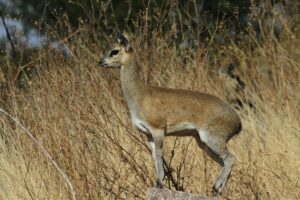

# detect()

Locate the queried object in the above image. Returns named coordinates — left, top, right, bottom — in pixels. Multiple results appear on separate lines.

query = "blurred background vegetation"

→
left=1, top=0, right=293, bottom=47
left=1, top=0, right=297, bottom=89
left=1, top=0, right=252, bottom=33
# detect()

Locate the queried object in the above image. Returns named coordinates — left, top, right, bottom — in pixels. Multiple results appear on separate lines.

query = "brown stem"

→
left=0, top=11, right=18, bottom=61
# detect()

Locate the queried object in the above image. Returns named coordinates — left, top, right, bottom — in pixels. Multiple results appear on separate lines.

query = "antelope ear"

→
left=117, top=34, right=133, bottom=52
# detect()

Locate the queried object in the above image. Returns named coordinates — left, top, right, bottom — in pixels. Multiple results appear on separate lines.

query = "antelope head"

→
left=99, top=34, right=134, bottom=68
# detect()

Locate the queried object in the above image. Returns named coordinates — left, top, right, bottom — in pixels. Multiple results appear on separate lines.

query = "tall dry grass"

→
left=0, top=2, right=300, bottom=200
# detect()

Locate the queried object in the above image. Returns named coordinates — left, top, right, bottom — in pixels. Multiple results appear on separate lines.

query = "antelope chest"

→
left=131, top=112, right=150, bottom=134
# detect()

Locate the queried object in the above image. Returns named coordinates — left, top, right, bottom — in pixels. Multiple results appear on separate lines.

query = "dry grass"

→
left=0, top=3, right=300, bottom=200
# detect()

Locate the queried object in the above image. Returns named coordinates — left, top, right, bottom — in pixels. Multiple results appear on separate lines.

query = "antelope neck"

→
left=120, top=60, right=147, bottom=110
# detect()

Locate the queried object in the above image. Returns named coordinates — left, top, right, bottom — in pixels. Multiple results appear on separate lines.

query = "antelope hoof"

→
left=212, top=182, right=224, bottom=195
left=156, top=180, right=163, bottom=189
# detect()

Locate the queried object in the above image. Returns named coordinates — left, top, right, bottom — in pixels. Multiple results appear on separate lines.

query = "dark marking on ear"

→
left=117, top=33, right=134, bottom=53
left=117, top=34, right=127, bottom=45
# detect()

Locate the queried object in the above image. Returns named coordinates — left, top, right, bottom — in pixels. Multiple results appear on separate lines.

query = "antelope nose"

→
left=99, top=58, right=104, bottom=66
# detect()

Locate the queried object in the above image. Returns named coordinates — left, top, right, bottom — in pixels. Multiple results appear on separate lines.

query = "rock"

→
left=147, top=188, right=217, bottom=200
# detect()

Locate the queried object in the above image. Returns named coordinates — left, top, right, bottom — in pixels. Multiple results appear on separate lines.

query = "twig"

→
left=0, top=108, right=76, bottom=200
left=0, top=10, right=18, bottom=61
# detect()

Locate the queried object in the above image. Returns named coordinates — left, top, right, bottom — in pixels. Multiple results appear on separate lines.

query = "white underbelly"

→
left=130, top=111, right=209, bottom=141
left=166, top=123, right=196, bottom=134
left=166, top=123, right=209, bottom=142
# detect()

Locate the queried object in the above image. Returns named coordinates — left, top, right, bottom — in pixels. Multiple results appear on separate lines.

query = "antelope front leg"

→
left=147, top=130, right=165, bottom=188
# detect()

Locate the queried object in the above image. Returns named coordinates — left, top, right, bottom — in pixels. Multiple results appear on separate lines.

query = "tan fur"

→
left=99, top=35, right=242, bottom=194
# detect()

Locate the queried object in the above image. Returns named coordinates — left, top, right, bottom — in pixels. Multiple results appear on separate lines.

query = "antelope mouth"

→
left=99, top=58, right=107, bottom=67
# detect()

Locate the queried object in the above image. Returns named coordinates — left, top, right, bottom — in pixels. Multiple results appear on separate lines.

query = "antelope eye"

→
left=109, top=50, right=119, bottom=57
